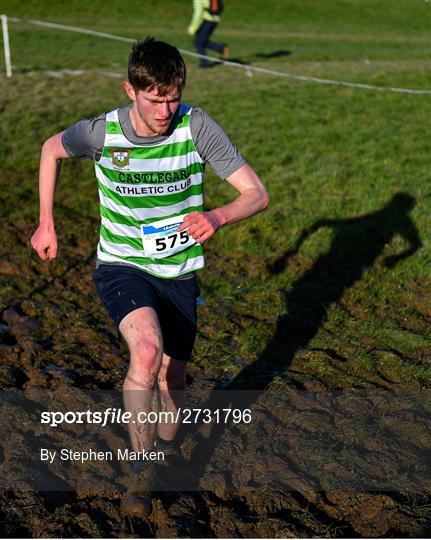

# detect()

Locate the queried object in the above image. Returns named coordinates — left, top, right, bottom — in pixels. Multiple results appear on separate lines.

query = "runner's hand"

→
left=179, top=211, right=222, bottom=243
left=31, top=225, right=58, bottom=260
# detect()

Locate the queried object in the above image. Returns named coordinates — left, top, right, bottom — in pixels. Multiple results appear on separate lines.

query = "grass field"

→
left=1, top=0, right=431, bottom=537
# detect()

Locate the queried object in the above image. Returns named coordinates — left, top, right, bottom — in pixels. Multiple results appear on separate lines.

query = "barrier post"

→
left=1, top=14, right=12, bottom=77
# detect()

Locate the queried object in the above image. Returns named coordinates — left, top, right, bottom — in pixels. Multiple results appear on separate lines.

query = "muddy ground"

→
left=0, top=219, right=430, bottom=538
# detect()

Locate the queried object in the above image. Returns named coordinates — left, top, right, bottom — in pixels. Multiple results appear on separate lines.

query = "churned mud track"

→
left=0, top=208, right=430, bottom=537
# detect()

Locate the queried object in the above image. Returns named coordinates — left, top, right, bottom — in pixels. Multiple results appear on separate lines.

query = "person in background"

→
left=188, top=0, right=229, bottom=68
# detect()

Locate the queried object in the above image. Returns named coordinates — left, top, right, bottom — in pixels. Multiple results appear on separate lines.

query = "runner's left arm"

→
left=179, top=108, right=269, bottom=243
left=179, top=163, right=269, bottom=243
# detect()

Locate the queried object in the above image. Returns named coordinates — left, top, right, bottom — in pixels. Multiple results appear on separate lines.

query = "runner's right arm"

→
left=31, top=115, right=104, bottom=260
left=31, top=132, right=70, bottom=260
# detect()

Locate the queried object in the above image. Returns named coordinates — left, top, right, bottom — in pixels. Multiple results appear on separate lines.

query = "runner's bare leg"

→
left=120, top=307, right=163, bottom=452
left=157, top=355, right=186, bottom=441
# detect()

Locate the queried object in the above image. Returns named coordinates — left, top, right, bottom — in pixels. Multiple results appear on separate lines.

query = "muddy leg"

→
left=120, top=306, right=163, bottom=452
left=157, top=355, right=186, bottom=443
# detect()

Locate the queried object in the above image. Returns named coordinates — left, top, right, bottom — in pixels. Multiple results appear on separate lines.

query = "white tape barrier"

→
left=7, top=16, right=431, bottom=95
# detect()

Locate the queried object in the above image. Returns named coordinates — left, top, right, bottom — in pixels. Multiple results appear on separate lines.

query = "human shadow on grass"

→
left=203, top=57, right=249, bottom=67
left=255, top=49, right=291, bottom=59
left=217, top=49, right=291, bottom=67
left=177, top=192, right=421, bottom=491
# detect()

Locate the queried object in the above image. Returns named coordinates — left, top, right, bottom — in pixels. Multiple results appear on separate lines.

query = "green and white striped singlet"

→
left=95, top=105, right=206, bottom=278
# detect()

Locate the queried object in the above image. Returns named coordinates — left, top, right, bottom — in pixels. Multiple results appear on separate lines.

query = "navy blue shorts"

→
left=93, top=264, right=201, bottom=362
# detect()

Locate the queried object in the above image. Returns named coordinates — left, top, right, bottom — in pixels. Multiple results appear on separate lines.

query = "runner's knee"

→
left=130, top=342, right=162, bottom=375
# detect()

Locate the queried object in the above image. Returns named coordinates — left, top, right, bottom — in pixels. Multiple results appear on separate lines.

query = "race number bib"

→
left=141, top=215, right=196, bottom=259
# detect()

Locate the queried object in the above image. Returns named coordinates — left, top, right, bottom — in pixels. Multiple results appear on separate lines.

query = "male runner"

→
left=31, top=37, right=269, bottom=517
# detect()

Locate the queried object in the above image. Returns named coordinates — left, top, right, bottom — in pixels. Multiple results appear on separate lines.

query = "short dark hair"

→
left=128, top=37, right=186, bottom=94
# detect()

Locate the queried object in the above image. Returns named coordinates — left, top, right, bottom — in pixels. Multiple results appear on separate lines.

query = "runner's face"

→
left=125, top=83, right=181, bottom=136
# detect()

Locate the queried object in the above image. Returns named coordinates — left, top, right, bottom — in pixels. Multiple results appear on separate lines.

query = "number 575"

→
left=155, top=231, right=189, bottom=251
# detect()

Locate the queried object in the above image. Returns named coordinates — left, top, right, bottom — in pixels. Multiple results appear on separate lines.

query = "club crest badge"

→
left=109, top=148, right=131, bottom=168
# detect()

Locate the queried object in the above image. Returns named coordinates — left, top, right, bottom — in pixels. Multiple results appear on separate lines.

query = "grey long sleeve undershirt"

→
left=62, top=104, right=246, bottom=180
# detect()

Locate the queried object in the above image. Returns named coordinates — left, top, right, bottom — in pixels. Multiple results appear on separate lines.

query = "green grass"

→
left=2, top=0, right=431, bottom=71
left=0, top=0, right=430, bottom=390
